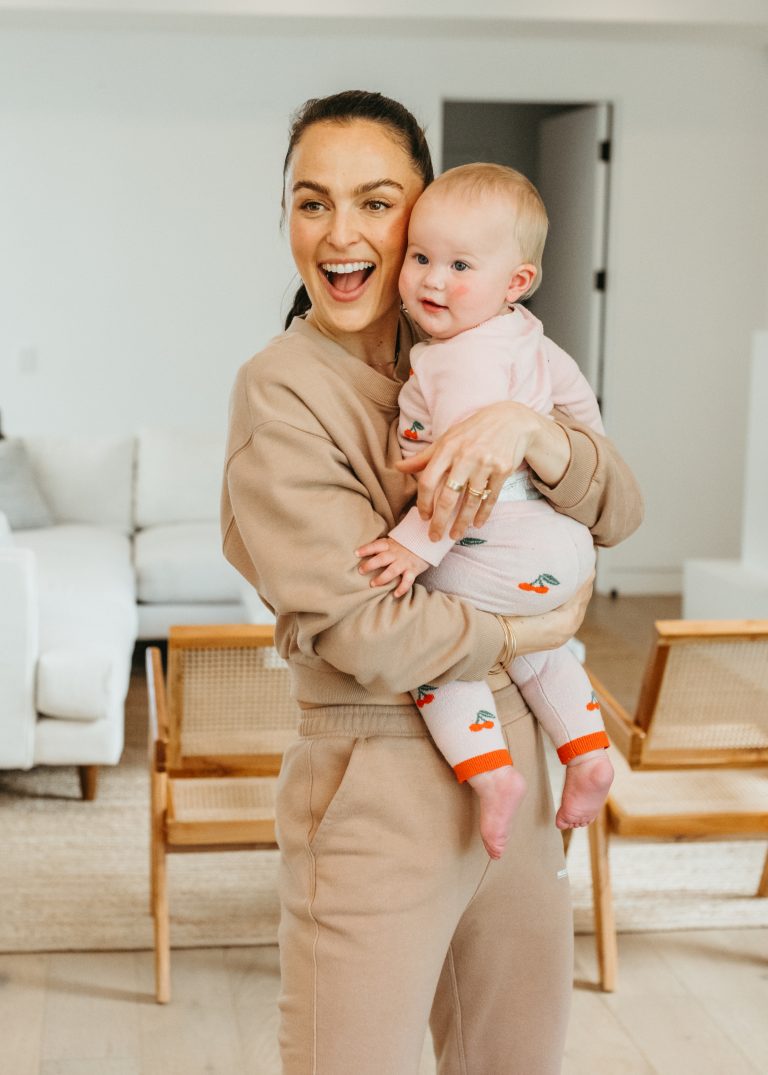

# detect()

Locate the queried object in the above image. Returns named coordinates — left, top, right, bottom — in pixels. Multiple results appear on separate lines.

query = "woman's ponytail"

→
left=284, top=283, right=312, bottom=330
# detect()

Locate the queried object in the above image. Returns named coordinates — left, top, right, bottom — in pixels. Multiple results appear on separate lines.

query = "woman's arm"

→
left=222, top=365, right=506, bottom=698
left=395, top=402, right=643, bottom=547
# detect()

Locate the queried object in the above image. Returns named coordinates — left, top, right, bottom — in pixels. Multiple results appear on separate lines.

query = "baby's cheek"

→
left=452, top=284, right=470, bottom=297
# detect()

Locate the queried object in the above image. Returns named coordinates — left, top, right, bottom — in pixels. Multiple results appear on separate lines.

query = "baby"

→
left=357, top=163, right=615, bottom=859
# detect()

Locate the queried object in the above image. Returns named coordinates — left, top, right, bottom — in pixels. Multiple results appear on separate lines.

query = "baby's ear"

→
left=506, top=264, right=537, bottom=304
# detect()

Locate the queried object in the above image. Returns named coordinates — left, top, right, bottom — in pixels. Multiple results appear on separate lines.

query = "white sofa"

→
left=0, top=429, right=258, bottom=796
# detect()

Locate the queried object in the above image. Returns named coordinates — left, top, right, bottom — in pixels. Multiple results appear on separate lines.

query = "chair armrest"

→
left=146, top=645, right=169, bottom=772
left=0, top=548, right=39, bottom=767
left=587, top=668, right=646, bottom=767
left=168, top=624, right=275, bottom=649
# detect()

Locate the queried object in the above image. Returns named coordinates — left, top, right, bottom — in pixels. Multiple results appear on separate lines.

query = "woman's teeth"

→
left=320, top=261, right=374, bottom=274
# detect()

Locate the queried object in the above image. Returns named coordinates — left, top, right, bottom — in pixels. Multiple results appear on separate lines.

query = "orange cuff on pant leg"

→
left=453, top=749, right=513, bottom=784
left=556, top=732, right=610, bottom=764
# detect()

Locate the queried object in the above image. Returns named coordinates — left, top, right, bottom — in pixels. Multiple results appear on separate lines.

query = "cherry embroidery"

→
left=518, top=573, right=560, bottom=594
left=469, top=709, right=495, bottom=732
left=416, top=684, right=437, bottom=708
left=403, top=420, right=424, bottom=441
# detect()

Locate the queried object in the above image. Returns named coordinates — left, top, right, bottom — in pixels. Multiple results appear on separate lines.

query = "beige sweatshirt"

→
left=221, top=314, right=642, bottom=706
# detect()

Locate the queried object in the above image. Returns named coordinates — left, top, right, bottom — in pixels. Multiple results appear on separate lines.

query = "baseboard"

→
left=595, top=565, right=682, bottom=596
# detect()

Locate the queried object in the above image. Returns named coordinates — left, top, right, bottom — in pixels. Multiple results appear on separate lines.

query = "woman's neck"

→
left=307, top=307, right=401, bottom=374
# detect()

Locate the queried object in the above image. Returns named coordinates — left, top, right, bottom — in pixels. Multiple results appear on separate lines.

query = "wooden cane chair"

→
left=584, top=620, right=768, bottom=992
left=146, top=624, right=298, bottom=1003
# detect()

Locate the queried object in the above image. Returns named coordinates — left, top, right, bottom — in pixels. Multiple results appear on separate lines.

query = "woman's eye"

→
left=452, top=260, right=470, bottom=272
left=366, top=199, right=391, bottom=212
left=300, top=200, right=325, bottom=213
left=415, top=253, right=429, bottom=265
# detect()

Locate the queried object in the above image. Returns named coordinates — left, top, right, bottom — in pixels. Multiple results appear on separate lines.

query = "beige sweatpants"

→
left=275, top=684, right=573, bottom=1075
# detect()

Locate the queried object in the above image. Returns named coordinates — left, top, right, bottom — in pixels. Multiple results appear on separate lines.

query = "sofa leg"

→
left=78, top=765, right=99, bottom=801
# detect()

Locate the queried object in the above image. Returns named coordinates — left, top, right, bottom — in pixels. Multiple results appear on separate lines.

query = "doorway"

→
left=442, top=100, right=612, bottom=402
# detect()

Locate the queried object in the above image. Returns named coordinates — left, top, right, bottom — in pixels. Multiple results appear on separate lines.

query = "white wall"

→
left=2, top=21, right=767, bottom=591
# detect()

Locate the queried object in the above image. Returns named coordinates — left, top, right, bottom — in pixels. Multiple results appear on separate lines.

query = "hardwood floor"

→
left=4, top=594, right=767, bottom=1074
left=2, top=929, right=767, bottom=1075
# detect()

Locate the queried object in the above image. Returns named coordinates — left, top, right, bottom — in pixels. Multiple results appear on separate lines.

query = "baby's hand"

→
left=355, top=537, right=430, bottom=598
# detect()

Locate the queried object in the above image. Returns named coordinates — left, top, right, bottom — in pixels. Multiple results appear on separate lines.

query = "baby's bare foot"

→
left=468, top=767, right=527, bottom=859
left=556, top=751, right=614, bottom=830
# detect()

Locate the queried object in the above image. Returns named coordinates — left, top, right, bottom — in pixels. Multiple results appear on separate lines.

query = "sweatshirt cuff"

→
left=390, top=506, right=458, bottom=567
left=530, top=425, right=598, bottom=510
left=471, top=610, right=507, bottom=680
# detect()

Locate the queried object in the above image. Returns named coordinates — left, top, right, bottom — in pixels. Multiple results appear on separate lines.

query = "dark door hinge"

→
left=599, top=140, right=611, bottom=162
left=594, top=269, right=607, bottom=292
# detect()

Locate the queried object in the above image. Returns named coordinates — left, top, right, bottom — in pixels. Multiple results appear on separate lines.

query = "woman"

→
left=222, top=90, right=641, bottom=1075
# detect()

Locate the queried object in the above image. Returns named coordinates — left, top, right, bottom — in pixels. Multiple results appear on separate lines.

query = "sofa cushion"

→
left=14, top=524, right=136, bottom=604
left=12, top=524, right=138, bottom=722
left=22, top=436, right=135, bottom=533
left=135, top=429, right=226, bottom=529
left=134, top=522, right=242, bottom=603
left=0, top=439, right=53, bottom=529
left=37, top=649, right=122, bottom=722
left=14, top=524, right=137, bottom=646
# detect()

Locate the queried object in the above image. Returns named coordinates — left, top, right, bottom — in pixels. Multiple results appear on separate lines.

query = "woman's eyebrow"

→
left=292, top=180, right=331, bottom=196
left=353, top=179, right=405, bottom=196
left=291, top=179, right=404, bottom=196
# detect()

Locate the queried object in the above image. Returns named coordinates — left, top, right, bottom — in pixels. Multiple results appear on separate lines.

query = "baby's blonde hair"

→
left=430, top=163, right=548, bottom=299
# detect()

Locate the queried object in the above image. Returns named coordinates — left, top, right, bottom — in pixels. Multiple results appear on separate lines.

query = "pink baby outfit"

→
left=392, top=306, right=609, bottom=781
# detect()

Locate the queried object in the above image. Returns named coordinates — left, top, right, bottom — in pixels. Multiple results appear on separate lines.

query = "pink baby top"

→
left=391, top=305, right=604, bottom=565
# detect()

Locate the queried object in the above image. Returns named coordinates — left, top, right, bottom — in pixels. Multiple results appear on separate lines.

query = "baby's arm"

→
left=387, top=336, right=512, bottom=576
left=355, top=536, right=430, bottom=598
left=544, top=337, right=604, bottom=434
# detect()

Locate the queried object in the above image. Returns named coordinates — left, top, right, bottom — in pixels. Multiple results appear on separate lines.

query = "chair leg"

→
left=588, top=806, right=617, bottom=992
left=561, top=828, right=573, bottom=855
left=150, top=770, right=164, bottom=913
left=78, top=765, right=98, bottom=801
left=151, top=770, right=170, bottom=1003
left=758, top=845, right=768, bottom=898
left=152, top=835, right=171, bottom=1004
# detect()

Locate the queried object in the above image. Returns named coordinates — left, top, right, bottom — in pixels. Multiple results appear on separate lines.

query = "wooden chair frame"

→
left=582, top=619, right=768, bottom=992
left=147, top=624, right=292, bottom=1003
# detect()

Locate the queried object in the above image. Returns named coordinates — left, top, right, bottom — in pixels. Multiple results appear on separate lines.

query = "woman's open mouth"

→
left=319, top=261, right=375, bottom=301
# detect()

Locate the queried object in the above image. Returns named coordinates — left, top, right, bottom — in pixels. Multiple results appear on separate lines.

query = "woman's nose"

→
left=326, top=209, right=359, bottom=249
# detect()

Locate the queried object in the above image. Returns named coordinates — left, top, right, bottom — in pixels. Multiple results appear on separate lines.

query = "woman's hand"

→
left=395, top=401, right=571, bottom=541
left=503, top=575, right=595, bottom=659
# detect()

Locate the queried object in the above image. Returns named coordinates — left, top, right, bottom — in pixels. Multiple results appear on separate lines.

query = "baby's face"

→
left=399, top=187, right=529, bottom=340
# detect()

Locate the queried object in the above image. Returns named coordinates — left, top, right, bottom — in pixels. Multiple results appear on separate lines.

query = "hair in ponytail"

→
left=284, top=283, right=312, bottom=330
left=282, top=90, right=434, bottom=329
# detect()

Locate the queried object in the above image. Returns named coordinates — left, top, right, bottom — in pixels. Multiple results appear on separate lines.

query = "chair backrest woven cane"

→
left=634, top=620, right=768, bottom=768
left=166, top=625, right=298, bottom=776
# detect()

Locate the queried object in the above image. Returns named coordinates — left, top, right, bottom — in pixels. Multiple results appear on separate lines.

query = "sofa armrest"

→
left=0, top=548, right=40, bottom=768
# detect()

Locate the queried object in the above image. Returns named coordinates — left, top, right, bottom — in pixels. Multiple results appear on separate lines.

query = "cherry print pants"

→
left=415, top=498, right=609, bottom=779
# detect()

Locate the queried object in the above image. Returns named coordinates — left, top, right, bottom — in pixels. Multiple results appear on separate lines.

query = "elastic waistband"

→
left=299, top=682, right=526, bottom=738
left=300, top=704, right=426, bottom=738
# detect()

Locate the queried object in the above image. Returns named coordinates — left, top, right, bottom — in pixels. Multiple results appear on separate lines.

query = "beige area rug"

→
left=1, top=668, right=767, bottom=953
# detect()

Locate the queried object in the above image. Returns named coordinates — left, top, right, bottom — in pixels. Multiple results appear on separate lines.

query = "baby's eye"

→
left=452, top=260, right=470, bottom=272
left=414, top=253, right=429, bottom=265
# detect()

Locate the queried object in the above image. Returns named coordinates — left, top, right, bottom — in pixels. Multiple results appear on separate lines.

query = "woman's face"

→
left=287, top=120, right=425, bottom=345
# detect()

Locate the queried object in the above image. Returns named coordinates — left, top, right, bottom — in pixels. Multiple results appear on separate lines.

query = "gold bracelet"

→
left=490, top=613, right=518, bottom=673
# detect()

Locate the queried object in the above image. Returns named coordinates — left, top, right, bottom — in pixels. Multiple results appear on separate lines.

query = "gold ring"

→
left=445, top=478, right=466, bottom=493
left=468, top=485, right=491, bottom=500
